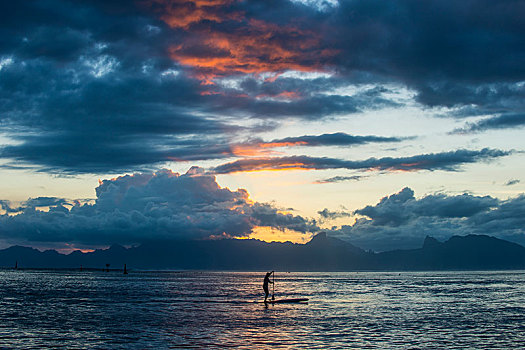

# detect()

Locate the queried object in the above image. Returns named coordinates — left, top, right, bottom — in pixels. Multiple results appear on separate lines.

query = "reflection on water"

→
left=1, top=270, right=524, bottom=349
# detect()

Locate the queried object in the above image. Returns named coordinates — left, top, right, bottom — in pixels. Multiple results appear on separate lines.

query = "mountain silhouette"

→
left=375, top=234, right=525, bottom=270
left=1, top=233, right=525, bottom=271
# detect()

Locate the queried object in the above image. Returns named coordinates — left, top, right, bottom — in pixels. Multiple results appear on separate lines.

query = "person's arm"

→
left=270, top=271, right=274, bottom=283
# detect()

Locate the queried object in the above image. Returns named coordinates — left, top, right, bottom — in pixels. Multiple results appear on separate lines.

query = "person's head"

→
left=266, top=272, right=272, bottom=277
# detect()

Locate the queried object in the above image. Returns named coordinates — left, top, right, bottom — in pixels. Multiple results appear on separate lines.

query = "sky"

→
left=0, top=0, right=524, bottom=252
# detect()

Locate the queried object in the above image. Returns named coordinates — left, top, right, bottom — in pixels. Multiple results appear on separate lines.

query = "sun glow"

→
left=243, top=226, right=312, bottom=244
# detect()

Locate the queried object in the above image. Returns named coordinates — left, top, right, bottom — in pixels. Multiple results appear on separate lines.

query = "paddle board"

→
left=263, top=298, right=309, bottom=304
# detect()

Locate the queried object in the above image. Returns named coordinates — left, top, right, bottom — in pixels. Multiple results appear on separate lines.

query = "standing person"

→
left=263, top=271, right=274, bottom=302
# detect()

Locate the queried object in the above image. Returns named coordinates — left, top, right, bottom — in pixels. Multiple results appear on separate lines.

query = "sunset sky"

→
left=1, top=0, right=524, bottom=252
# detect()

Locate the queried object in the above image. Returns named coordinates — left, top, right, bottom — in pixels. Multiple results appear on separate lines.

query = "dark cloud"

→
left=453, top=113, right=525, bottom=134
left=318, top=208, right=352, bottom=221
left=0, top=200, right=24, bottom=214
left=0, top=0, right=406, bottom=173
left=505, top=179, right=520, bottom=186
left=144, top=0, right=525, bottom=90
left=0, top=168, right=316, bottom=247
left=141, top=0, right=334, bottom=82
left=265, top=133, right=405, bottom=147
left=355, top=187, right=498, bottom=226
left=418, top=82, right=525, bottom=114
left=314, top=175, right=366, bottom=184
left=331, top=187, right=525, bottom=251
left=24, top=197, right=71, bottom=208
left=1, top=0, right=524, bottom=173
left=152, top=0, right=525, bottom=123
left=211, top=148, right=511, bottom=174
left=333, top=1, right=525, bottom=106
left=227, top=132, right=406, bottom=157
left=0, top=0, right=239, bottom=173
left=203, top=92, right=396, bottom=120
left=152, top=0, right=525, bottom=120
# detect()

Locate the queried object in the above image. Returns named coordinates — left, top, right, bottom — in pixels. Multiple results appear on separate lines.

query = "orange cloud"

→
left=229, top=140, right=309, bottom=158
left=145, top=0, right=241, bottom=29
left=55, top=243, right=96, bottom=254
left=259, top=141, right=308, bottom=148
left=212, top=149, right=512, bottom=174
left=276, top=91, right=301, bottom=99
left=144, top=0, right=335, bottom=84
left=230, top=144, right=269, bottom=157
left=255, top=90, right=302, bottom=100
left=215, top=157, right=314, bottom=173
left=400, top=162, right=425, bottom=168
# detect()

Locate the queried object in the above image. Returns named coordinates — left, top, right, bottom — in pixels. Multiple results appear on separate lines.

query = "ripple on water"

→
left=1, top=270, right=525, bottom=349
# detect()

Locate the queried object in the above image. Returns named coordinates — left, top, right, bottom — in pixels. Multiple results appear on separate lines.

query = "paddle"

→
left=272, top=271, right=275, bottom=301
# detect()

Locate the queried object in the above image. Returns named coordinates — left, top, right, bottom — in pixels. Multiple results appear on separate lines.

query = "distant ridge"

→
left=1, top=233, right=525, bottom=271
left=376, top=234, right=525, bottom=270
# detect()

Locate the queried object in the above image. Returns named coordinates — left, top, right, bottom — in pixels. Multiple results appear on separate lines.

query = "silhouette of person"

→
left=263, top=271, right=274, bottom=302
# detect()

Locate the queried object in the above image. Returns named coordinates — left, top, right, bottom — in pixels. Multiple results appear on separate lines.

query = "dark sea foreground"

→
left=1, top=270, right=525, bottom=349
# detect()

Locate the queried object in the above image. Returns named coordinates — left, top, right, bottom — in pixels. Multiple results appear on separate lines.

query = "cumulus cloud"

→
left=0, top=168, right=316, bottom=247
left=211, top=148, right=511, bottom=174
left=330, top=187, right=525, bottom=251
left=355, top=188, right=498, bottom=225
left=2, top=171, right=525, bottom=253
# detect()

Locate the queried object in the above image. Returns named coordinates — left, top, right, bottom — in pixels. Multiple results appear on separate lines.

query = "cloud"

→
left=333, top=1, right=525, bottom=106
left=330, top=187, right=525, bottom=251
left=0, top=200, right=24, bottom=213
left=148, top=0, right=525, bottom=122
left=211, top=148, right=511, bottom=174
left=454, top=113, right=525, bottom=133
left=314, top=175, right=366, bottom=184
left=203, top=90, right=397, bottom=119
left=1, top=0, right=524, bottom=174
left=24, top=197, right=71, bottom=208
left=0, top=167, right=316, bottom=247
left=0, top=0, right=406, bottom=173
left=0, top=0, right=243, bottom=173
left=505, top=179, right=520, bottom=186
left=355, top=187, right=498, bottom=225
left=157, top=0, right=525, bottom=119
left=143, top=0, right=335, bottom=83
left=145, top=0, right=240, bottom=30
left=229, top=132, right=406, bottom=157
left=262, top=133, right=405, bottom=148
left=0, top=197, right=74, bottom=213
left=318, top=208, right=352, bottom=221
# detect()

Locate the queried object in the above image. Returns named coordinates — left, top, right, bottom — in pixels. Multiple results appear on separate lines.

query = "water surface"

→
left=1, top=270, right=524, bottom=348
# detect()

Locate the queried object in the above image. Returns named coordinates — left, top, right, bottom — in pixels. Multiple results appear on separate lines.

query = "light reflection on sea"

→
left=1, top=270, right=524, bottom=349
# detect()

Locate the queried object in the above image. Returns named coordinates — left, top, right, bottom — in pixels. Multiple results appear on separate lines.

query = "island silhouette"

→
left=2, top=233, right=525, bottom=271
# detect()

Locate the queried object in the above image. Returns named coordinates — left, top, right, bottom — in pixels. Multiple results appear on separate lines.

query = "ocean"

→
left=1, top=270, right=524, bottom=349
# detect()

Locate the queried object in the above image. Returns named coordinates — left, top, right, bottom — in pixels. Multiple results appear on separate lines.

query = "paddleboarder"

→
left=263, top=271, right=274, bottom=302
